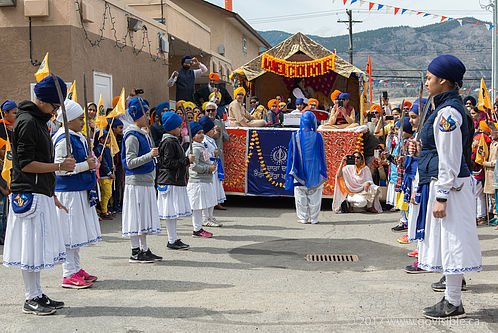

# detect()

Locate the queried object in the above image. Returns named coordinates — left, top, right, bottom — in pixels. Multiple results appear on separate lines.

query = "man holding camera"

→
left=168, top=55, right=207, bottom=103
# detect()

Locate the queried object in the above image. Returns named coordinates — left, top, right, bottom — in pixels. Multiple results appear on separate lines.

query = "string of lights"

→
left=74, top=0, right=168, bottom=65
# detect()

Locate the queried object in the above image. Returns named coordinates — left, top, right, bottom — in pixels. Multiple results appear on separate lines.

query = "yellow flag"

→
left=34, top=52, right=50, bottom=82
left=108, top=126, right=120, bottom=157
left=94, top=94, right=107, bottom=139
left=106, top=88, right=126, bottom=118
left=478, top=78, right=493, bottom=112
left=475, top=134, right=489, bottom=165
left=2, top=138, right=13, bottom=185
left=67, top=80, right=77, bottom=102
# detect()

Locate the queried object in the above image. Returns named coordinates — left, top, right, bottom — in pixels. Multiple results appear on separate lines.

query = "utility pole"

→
left=338, top=10, right=362, bottom=65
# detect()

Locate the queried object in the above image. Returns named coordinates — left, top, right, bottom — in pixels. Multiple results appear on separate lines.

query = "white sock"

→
left=445, top=274, right=463, bottom=306
left=164, top=218, right=178, bottom=243
left=22, top=270, right=42, bottom=300
left=74, top=248, right=80, bottom=273
left=208, top=206, right=214, bottom=218
left=62, top=248, right=79, bottom=278
left=139, top=234, right=148, bottom=251
left=130, top=235, right=140, bottom=249
left=192, top=209, right=203, bottom=232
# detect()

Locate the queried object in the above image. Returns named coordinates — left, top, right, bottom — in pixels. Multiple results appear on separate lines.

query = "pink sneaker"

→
left=193, top=229, right=213, bottom=238
left=62, top=273, right=93, bottom=289
left=76, top=269, right=98, bottom=283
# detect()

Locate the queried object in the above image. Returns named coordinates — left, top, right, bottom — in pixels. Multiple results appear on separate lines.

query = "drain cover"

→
left=306, top=254, right=359, bottom=262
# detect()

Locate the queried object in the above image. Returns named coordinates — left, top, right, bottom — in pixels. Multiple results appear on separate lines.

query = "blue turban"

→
left=127, top=97, right=148, bottom=121
left=110, top=118, right=123, bottom=128
left=182, top=55, right=192, bottom=64
left=198, top=115, right=214, bottom=134
left=189, top=121, right=202, bottom=137
left=338, top=92, right=350, bottom=100
left=427, top=54, right=466, bottom=88
left=156, top=101, right=170, bottom=115
left=34, top=75, right=67, bottom=104
left=409, top=98, right=428, bottom=115
left=1, top=100, right=17, bottom=112
left=295, top=98, right=304, bottom=105
left=162, top=112, right=183, bottom=132
left=463, top=96, right=476, bottom=106
left=402, top=117, right=414, bottom=135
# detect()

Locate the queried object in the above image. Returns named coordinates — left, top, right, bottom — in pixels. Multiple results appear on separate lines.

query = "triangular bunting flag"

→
left=369, top=2, right=374, bottom=10
left=351, top=0, right=358, bottom=4
left=401, top=9, right=407, bottom=14
left=377, top=4, right=384, bottom=10
left=394, top=8, right=400, bottom=15
left=423, top=13, right=430, bottom=17
left=417, top=12, right=422, bottom=15
left=441, top=16, right=447, bottom=22
left=343, top=0, right=348, bottom=5
left=490, top=25, right=495, bottom=30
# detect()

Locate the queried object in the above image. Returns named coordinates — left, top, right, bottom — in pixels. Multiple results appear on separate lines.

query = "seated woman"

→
left=228, top=87, right=266, bottom=127
left=319, top=93, right=359, bottom=130
left=332, top=151, right=382, bottom=213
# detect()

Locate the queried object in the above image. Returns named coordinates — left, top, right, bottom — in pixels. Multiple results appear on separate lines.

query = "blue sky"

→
left=206, top=0, right=492, bottom=36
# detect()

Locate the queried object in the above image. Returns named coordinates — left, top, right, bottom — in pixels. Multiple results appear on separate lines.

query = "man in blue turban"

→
left=409, top=54, right=481, bottom=320
left=285, top=111, right=327, bottom=224
left=167, top=55, right=207, bottom=102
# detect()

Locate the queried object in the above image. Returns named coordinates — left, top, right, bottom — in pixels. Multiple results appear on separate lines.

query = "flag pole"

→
left=52, top=74, right=72, bottom=158
left=83, top=73, right=92, bottom=155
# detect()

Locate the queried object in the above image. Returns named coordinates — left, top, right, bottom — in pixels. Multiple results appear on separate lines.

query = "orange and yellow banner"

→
left=261, top=53, right=335, bottom=78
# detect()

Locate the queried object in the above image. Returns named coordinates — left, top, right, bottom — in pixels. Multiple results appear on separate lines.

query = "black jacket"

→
left=10, top=101, right=56, bottom=197
left=194, top=84, right=233, bottom=107
left=157, top=134, right=190, bottom=186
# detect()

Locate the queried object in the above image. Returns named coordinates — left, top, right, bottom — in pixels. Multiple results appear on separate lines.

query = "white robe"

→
left=332, top=165, right=382, bottom=213
left=415, top=106, right=482, bottom=274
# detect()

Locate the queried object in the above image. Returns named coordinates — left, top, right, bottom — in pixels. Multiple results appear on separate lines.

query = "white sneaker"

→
left=297, top=219, right=309, bottom=224
left=203, top=217, right=223, bottom=227
left=310, top=220, right=319, bottom=224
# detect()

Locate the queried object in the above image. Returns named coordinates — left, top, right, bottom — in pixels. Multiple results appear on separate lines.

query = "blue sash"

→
left=414, top=183, right=430, bottom=240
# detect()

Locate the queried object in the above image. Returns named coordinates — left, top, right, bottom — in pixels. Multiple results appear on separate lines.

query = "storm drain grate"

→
left=306, top=254, right=359, bottom=262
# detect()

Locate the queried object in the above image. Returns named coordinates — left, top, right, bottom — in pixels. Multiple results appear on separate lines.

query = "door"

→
left=93, top=71, right=113, bottom=109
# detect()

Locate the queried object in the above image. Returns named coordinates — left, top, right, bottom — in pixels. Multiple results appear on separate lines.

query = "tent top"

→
left=235, top=32, right=364, bottom=81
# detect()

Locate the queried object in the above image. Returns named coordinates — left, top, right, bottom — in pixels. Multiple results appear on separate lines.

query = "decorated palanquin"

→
left=223, top=128, right=363, bottom=197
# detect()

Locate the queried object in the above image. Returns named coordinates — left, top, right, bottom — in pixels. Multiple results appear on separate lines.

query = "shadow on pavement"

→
left=61, top=306, right=260, bottom=319
left=481, top=249, right=498, bottom=257
left=221, top=224, right=303, bottom=231
left=318, top=218, right=389, bottom=226
left=93, top=279, right=233, bottom=292
left=470, top=308, right=498, bottom=324
left=230, top=238, right=411, bottom=272
left=155, top=259, right=255, bottom=270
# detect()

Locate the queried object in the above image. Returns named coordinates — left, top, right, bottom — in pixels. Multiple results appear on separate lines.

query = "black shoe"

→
left=391, top=222, right=408, bottom=232
left=129, top=248, right=154, bottom=263
left=144, top=249, right=163, bottom=261
left=423, top=297, right=466, bottom=320
left=404, top=263, right=428, bottom=274
left=431, top=275, right=467, bottom=292
left=167, top=239, right=190, bottom=250
left=23, top=298, right=56, bottom=316
left=39, top=294, right=64, bottom=309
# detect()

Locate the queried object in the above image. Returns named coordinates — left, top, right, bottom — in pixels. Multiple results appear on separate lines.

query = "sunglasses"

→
left=354, top=156, right=362, bottom=160
left=206, top=109, right=216, bottom=113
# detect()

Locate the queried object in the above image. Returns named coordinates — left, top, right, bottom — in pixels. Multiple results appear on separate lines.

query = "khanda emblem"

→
left=67, top=92, right=73, bottom=100
left=478, top=145, right=485, bottom=157
left=98, top=104, right=105, bottom=116
left=6, top=150, right=12, bottom=161
left=439, top=115, right=456, bottom=132
left=271, top=146, right=288, bottom=165
left=14, top=194, right=28, bottom=207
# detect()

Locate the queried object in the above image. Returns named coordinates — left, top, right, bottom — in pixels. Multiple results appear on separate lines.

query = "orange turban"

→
left=400, top=101, right=412, bottom=109
left=308, top=98, right=319, bottom=106
left=209, top=73, right=220, bottom=82
left=370, top=104, right=381, bottom=113
left=112, top=96, right=120, bottom=108
left=330, top=90, right=341, bottom=101
left=176, top=100, right=186, bottom=109
left=267, top=99, right=278, bottom=109
left=479, top=120, right=492, bottom=133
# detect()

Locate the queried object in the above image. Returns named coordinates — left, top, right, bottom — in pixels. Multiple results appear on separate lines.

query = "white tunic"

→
left=202, top=135, right=226, bottom=204
left=53, top=129, right=102, bottom=249
left=416, top=106, right=482, bottom=274
left=3, top=194, right=66, bottom=271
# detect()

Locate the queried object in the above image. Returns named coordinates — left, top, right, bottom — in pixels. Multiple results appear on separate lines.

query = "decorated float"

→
left=224, top=33, right=366, bottom=198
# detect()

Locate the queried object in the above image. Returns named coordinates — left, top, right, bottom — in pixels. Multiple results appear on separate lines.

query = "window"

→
left=242, top=36, right=247, bottom=55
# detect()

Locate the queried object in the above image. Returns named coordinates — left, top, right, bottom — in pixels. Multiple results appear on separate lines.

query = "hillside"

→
left=258, top=18, right=493, bottom=98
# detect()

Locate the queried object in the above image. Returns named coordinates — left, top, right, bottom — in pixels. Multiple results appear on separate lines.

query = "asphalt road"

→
left=0, top=196, right=497, bottom=332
